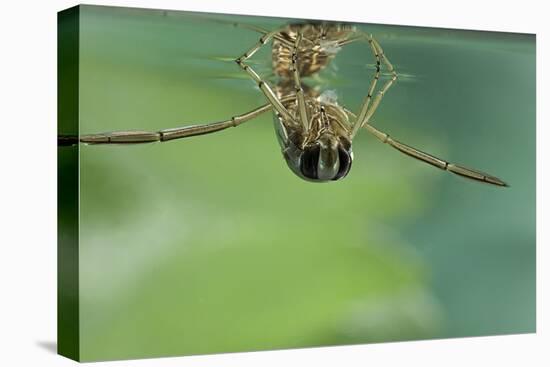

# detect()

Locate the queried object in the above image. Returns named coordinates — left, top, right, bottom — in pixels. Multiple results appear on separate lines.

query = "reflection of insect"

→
left=58, top=22, right=507, bottom=186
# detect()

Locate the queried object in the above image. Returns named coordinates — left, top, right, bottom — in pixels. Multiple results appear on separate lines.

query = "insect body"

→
left=58, top=22, right=508, bottom=187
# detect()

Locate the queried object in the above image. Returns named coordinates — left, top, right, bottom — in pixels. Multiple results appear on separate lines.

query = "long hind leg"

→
left=57, top=98, right=296, bottom=145
left=343, top=108, right=507, bottom=187
left=363, top=123, right=507, bottom=186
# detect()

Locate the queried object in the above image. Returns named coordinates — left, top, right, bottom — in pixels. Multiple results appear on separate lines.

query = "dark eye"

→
left=333, top=147, right=352, bottom=180
left=300, top=145, right=320, bottom=180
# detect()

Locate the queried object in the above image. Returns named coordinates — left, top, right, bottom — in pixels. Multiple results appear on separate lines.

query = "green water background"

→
left=62, top=5, right=535, bottom=361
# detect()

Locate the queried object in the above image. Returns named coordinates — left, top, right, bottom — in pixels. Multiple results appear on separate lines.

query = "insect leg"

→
left=58, top=100, right=286, bottom=146
left=229, top=22, right=293, bottom=46
left=365, top=123, right=507, bottom=186
left=291, top=30, right=310, bottom=132
left=235, top=29, right=297, bottom=124
left=351, top=33, right=399, bottom=138
left=362, top=35, right=398, bottom=123
left=351, top=33, right=383, bottom=138
left=343, top=108, right=507, bottom=186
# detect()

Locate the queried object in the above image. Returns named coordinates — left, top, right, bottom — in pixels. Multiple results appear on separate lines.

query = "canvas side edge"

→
left=57, top=5, right=80, bottom=362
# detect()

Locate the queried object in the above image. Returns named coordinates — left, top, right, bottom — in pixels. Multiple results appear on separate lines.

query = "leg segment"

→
left=229, top=22, right=293, bottom=47
left=364, top=123, right=507, bottom=187
left=235, top=29, right=297, bottom=125
left=351, top=33, right=382, bottom=138
left=343, top=107, right=507, bottom=187
left=291, top=31, right=310, bottom=132
left=362, top=36, right=398, bottom=123
left=58, top=99, right=288, bottom=146
left=350, top=32, right=398, bottom=138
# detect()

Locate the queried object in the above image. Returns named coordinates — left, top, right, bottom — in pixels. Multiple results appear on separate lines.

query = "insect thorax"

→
left=273, top=85, right=352, bottom=152
left=272, top=23, right=356, bottom=78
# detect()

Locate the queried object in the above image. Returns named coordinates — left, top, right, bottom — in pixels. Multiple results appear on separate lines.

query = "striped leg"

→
left=363, top=36, right=398, bottom=122
left=162, top=11, right=293, bottom=46
left=235, top=29, right=297, bottom=125
left=343, top=108, right=507, bottom=187
left=351, top=32, right=398, bottom=138
left=57, top=99, right=293, bottom=146
left=350, top=33, right=383, bottom=138
left=363, top=123, right=507, bottom=186
left=291, top=31, right=309, bottom=132
left=229, top=22, right=294, bottom=47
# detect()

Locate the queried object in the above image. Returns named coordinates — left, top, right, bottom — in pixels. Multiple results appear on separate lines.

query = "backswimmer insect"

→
left=58, top=22, right=508, bottom=187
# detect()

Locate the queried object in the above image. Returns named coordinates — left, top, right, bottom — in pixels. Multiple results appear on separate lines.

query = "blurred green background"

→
left=62, top=5, right=535, bottom=361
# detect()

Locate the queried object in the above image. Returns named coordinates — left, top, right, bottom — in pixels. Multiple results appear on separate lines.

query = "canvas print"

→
left=57, top=4, right=536, bottom=362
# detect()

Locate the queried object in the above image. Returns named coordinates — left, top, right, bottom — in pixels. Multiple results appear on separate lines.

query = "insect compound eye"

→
left=300, top=145, right=321, bottom=180
left=333, top=147, right=353, bottom=180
